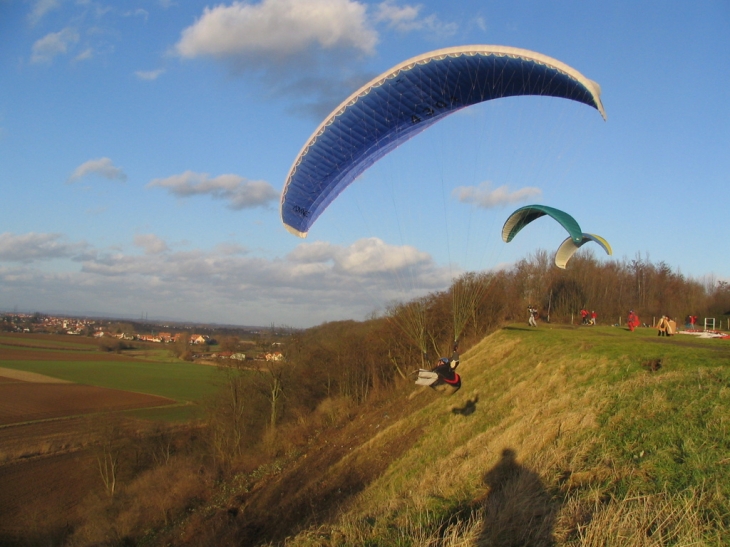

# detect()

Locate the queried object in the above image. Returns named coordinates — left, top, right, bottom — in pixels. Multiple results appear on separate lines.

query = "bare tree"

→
left=95, top=414, right=128, bottom=497
left=218, top=335, right=239, bottom=353
left=255, top=361, right=289, bottom=430
left=171, top=331, right=191, bottom=360
left=206, top=366, right=251, bottom=468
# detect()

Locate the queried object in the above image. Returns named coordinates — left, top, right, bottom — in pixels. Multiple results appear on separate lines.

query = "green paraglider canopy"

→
left=501, top=205, right=583, bottom=245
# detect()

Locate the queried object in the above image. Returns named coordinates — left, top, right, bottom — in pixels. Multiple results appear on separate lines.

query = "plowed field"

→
left=0, top=449, right=99, bottom=538
left=0, top=378, right=175, bottom=426
left=0, top=332, right=100, bottom=349
left=0, top=415, right=111, bottom=463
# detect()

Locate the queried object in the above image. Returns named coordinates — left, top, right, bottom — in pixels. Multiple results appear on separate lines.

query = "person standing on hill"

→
left=528, top=305, right=538, bottom=327
left=589, top=310, right=597, bottom=326
left=627, top=310, right=639, bottom=332
left=580, top=308, right=588, bottom=325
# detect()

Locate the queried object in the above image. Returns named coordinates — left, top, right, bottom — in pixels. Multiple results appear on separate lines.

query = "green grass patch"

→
left=124, top=348, right=181, bottom=362
left=589, top=366, right=730, bottom=495
left=0, top=358, right=221, bottom=402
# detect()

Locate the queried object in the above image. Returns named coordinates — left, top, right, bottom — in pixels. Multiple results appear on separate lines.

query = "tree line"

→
left=192, top=249, right=723, bottom=467
left=246, top=249, right=730, bottom=460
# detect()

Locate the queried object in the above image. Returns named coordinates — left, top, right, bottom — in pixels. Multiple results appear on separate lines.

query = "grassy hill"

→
left=169, top=324, right=730, bottom=546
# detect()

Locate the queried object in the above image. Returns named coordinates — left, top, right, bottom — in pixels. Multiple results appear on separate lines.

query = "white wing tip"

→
left=284, top=223, right=308, bottom=238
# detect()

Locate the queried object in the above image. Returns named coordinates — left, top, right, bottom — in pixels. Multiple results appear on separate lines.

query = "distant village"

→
left=1, top=312, right=97, bottom=335
left=0, top=312, right=285, bottom=362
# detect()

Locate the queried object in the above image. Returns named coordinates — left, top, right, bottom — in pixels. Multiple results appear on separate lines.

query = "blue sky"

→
left=1, top=0, right=728, bottom=328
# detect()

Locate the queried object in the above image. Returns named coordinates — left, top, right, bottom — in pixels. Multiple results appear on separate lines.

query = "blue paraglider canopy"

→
left=281, top=45, right=606, bottom=238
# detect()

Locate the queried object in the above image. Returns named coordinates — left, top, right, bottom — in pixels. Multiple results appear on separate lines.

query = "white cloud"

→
left=170, top=1, right=457, bottom=119
left=0, top=234, right=452, bottom=327
left=452, top=181, right=542, bottom=209
left=135, top=68, right=165, bottom=81
left=472, top=16, right=487, bottom=32
left=374, top=1, right=457, bottom=35
left=286, top=237, right=432, bottom=276
left=68, top=157, right=127, bottom=183
left=124, top=8, right=149, bottom=21
left=0, top=232, right=88, bottom=263
left=174, top=0, right=379, bottom=117
left=74, top=48, right=94, bottom=62
left=213, top=242, right=248, bottom=256
left=374, top=1, right=419, bottom=28
left=31, top=27, right=80, bottom=63
left=147, top=171, right=279, bottom=210
left=176, top=0, right=377, bottom=60
left=337, top=237, right=431, bottom=275
left=28, top=0, right=60, bottom=26
left=133, top=234, right=169, bottom=255
left=286, top=240, right=337, bottom=264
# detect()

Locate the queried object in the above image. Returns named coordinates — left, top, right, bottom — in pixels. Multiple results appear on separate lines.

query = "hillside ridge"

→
left=170, top=324, right=730, bottom=546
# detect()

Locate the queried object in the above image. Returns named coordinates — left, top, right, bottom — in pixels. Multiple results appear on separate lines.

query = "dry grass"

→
left=67, top=457, right=214, bottom=546
left=557, top=490, right=715, bottom=546
left=264, top=327, right=729, bottom=546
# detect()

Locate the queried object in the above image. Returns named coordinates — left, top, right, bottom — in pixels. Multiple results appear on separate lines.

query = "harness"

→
left=442, top=373, right=461, bottom=385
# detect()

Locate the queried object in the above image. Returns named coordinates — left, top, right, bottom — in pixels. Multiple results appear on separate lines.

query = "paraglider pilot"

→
left=432, top=357, right=461, bottom=390
left=416, top=345, right=461, bottom=393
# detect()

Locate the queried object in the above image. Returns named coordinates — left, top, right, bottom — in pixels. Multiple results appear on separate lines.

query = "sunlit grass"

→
left=124, top=348, right=181, bottom=362
left=270, top=324, right=730, bottom=546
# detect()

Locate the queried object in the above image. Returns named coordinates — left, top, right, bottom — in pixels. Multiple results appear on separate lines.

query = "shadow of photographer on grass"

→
left=479, top=448, right=559, bottom=547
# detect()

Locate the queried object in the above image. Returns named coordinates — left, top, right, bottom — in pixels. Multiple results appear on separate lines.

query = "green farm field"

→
left=0, top=333, right=221, bottom=403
